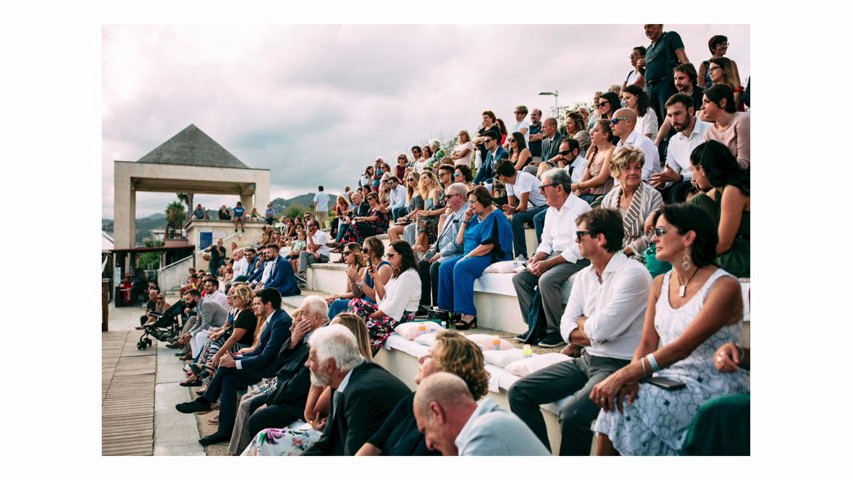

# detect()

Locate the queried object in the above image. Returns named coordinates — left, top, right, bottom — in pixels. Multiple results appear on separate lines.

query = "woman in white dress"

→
left=590, top=203, right=749, bottom=455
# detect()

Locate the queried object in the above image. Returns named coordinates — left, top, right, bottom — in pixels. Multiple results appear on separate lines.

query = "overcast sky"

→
left=102, top=24, right=749, bottom=218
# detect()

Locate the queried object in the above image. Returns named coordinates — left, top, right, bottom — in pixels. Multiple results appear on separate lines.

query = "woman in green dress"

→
left=688, top=140, right=750, bottom=278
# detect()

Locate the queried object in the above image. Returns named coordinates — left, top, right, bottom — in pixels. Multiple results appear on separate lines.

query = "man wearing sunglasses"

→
left=472, top=131, right=507, bottom=187
left=611, top=108, right=660, bottom=181
left=508, top=208, right=651, bottom=456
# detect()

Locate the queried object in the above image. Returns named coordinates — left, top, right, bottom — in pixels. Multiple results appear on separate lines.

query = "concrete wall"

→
left=158, top=256, right=194, bottom=293
left=113, top=161, right=270, bottom=250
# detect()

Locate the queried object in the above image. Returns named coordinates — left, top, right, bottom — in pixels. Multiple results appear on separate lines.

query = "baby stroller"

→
left=137, top=300, right=184, bottom=350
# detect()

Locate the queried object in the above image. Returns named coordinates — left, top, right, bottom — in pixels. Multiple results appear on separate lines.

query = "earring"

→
left=681, top=249, right=692, bottom=270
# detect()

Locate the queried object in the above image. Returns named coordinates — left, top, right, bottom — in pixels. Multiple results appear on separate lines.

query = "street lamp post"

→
left=538, top=90, right=560, bottom=119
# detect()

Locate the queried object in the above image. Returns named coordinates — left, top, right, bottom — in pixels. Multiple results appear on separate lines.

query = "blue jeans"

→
left=510, top=205, right=547, bottom=258
left=533, top=209, right=547, bottom=244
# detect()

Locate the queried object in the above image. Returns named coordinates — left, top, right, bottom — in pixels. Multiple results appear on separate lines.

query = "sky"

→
left=102, top=23, right=750, bottom=219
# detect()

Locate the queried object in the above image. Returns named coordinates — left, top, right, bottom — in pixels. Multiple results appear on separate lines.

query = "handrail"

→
left=158, top=254, right=193, bottom=272
left=102, top=254, right=110, bottom=274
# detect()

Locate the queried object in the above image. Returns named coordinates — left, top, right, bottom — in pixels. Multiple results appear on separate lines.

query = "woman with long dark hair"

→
left=688, top=141, right=750, bottom=278
left=622, top=84, right=659, bottom=139
left=508, top=131, right=532, bottom=171
left=348, top=240, right=422, bottom=354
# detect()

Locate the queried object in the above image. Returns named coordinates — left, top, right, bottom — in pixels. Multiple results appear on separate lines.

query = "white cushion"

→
left=465, top=333, right=514, bottom=351
left=483, top=349, right=525, bottom=368
left=505, top=352, right=572, bottom=377
left=394, top=321, right=444, bottom=340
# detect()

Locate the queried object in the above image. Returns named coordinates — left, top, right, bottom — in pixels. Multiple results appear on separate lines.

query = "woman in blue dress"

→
left=437, top=185, right=513, bottom=329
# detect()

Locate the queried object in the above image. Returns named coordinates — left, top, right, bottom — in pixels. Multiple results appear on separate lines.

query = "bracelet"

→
left=646, top=353, right=660, bottom=373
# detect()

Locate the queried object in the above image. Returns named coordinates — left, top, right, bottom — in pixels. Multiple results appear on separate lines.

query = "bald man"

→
left=610, top=108, right=660, bottom=181
left=413, top=372, right=549, bottom=456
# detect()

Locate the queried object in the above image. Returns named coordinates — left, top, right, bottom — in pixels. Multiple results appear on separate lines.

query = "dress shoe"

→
left=179, top=352, right=193, bottom=361
left=166, top=342, right=182, bottom=349
left=199, top=431, right=230, bottom=446
left=537, top=332, right=567, bottom=348
left=175, top=398, right=211, bottom=414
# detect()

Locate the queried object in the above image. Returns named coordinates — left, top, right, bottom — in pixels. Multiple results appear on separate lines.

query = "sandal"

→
left=180, top=378, right=202, bottom=387
left=452, top=315, right=477, bottom=330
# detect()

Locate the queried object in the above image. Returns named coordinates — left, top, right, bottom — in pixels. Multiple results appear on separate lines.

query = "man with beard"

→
left=650, top=94, right=710, bottom=203
left=301, top=324, right=410, bottom=455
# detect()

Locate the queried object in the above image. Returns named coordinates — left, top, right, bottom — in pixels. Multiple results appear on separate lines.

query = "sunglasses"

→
left=557, top=150, right=571, bottom=156
left=509, top=138, right=517, bottom=143
left=610, top=117, right=629, bottom=125
left=652, top=227, right=669, bottom=238
left=453, top=172, right=461, bottom=177
left=575, top=230, right=594, bottom=241
left=598, top=102, right=610, bottom=108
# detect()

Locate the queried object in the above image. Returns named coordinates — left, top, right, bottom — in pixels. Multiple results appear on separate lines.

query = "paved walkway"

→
left=102, top=301, right=204, bottom=456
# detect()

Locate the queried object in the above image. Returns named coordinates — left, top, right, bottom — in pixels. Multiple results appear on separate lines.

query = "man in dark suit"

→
left=245, top=296, right=330, bottom=438
left=302, top=324, right=410, bottom=456
left=472, top=130, right=508, bottom=186
left=176, top=288, right=293, bottom=446
left=250, top=244, right=300, bottom=297
left=537, top=117, right=565, bottom=171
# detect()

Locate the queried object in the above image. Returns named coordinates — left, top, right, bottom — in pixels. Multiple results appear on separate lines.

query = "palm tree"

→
left=177, top=192, right=192, bottom=217
left=165, top=199, right=186, bottom=239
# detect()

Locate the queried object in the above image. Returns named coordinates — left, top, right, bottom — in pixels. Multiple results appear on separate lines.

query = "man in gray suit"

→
left=414, top=372, right=549, bottom=456
left=525, top=117, right=564, bottom=175
left=416, top=183, right=470, bottom=310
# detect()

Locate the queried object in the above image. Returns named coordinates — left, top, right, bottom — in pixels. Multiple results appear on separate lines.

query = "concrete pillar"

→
left=113, top=165, right=132, bottom=250
left=254, top=180, right=270, bottom=219
left=240, top=193, right=253, bottom=215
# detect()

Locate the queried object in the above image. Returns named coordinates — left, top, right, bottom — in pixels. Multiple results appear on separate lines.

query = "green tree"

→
left=137, top=238, right=164, bottom=270
left=284, top=204, right=309, bottom=219
left=165, top=199, right=186, bottom=228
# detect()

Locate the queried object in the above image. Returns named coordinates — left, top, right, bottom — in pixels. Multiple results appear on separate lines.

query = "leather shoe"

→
left=175, top=398, right=211, bottom=414
left=166, top=342, right=182, bottom=349
left=179, top=352, right=193, bottom=361
left=537, top=332, right=567, bottom=348
left=199, top=431, right=230, bottom=446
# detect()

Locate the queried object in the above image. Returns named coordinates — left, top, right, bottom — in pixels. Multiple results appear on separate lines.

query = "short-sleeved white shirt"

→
left=505, top=171, right=546, bottom=208
left=314, top=192, right=330, bottom=212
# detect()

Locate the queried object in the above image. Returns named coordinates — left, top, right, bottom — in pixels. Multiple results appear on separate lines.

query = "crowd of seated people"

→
left=159, top=25, right=749, bottom=457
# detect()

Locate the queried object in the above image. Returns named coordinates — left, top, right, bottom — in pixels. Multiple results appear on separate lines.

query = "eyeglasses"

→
left=407, top=178, right=415, bottom=182
left=575, top=230, right=594, bottom=241
left=597, top=101, right=610, bottom=108
left=453, top=172, right=461, bottom=177
left=538, top=184, right=558, bottom=192
left=343, top=251, right=354, bottom=256
left=509, top=138, right=516, bottom=143
left=652, top=227, right=669, bottom=238
left=557, top=150, right=571, bottom=156
left=610, top=117, right=629, bottom=125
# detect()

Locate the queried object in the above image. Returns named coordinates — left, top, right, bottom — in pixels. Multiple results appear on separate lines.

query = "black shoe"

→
left=175, top=348, right=189, bottom=357
left=175, top=398, right=211, bottom=414
left=166, top=342, right=182, bottom=349
left=514, top=332, right=528, bottom=342
left=199, top=431, right=230, bottom=446
left=295, top=273, right=307, bottom=283
left=537, top=332, right=567, bottom=348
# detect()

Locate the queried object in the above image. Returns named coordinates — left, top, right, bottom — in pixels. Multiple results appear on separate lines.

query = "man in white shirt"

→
left=313, top=186, right=330, bottom=229
left=388, top=176, right=408, bottom=221
left=612, top=108, right=660, bottom=181
left=650, top=93, right=710, bottom=203
left=231, top=249, right=248, bottom=279
left=508, top=208, right=651, bottom=456
left=296, top=220, right=330, bottom=282
left=414, top=373, right=549, bottom=456
left=495, top=160, right=548, bottom=259
left=511, top=168, right=591, bottom=347
left=554, top=138, right=587, bottom=184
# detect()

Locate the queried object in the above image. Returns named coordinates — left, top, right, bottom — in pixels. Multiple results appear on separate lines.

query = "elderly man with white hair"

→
left=302, top=324, right=410, bottom=456
left=426, top=138, right=446, bottom=169
left=414, top=372, right=549, bottom=456
left=240, top=295, right=330, bottom=443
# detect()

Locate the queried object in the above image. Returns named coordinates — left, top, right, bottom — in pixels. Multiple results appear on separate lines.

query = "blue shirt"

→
left=234, top=206, right=245, bottom=218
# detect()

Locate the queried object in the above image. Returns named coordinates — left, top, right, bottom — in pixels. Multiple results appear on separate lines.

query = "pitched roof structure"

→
left=137, top=124, right=249, bottom=169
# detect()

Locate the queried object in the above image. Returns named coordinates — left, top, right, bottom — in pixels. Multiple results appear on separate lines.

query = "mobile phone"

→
left=642, top=376, right=686, bottom=391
